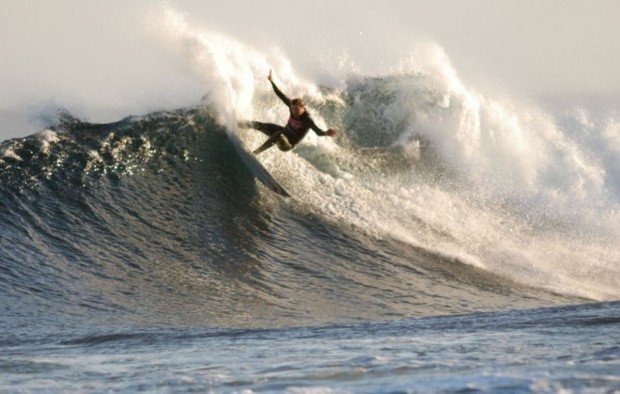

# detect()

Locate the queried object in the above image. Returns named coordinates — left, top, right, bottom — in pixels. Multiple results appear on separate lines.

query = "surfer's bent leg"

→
left=254, top=133, right=294, bottom=154
left=238, top=121, right=284, bottom=137
left=277, top=134, right=293, bottom=151
left=244, top=122, right=291, bottom=154
left=253, top=133, right=280, bottom=154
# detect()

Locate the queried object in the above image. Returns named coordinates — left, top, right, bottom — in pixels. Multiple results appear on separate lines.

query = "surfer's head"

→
left=290, top=98, right=305, bottom=117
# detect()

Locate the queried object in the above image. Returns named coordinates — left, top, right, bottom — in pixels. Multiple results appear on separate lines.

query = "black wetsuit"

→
left=240, top=80, right=328, bottom=153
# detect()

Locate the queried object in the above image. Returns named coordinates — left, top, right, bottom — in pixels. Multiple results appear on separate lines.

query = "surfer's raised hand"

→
left=268, top=69, right=273, bottom=82
left=326, top=129, right=337, bottom=137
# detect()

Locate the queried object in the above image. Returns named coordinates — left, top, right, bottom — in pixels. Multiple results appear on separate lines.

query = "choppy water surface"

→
left=3, top=302, right=619, bottom=392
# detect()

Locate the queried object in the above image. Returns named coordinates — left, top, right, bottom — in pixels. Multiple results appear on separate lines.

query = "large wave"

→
left=0, top=7, right=618, bottom=332
left=0, top=106, right=582, bottom=333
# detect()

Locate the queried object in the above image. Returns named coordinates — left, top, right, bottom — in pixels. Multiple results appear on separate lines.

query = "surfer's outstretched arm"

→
left=308, top=118, right=327, bottom=136
left=268, top=70, right=291, bottom=106
left=308, top=117, right=337, bottom=137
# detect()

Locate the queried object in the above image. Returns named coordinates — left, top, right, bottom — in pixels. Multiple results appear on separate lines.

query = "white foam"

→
left=0, top=145, right=22, bottom=161
left=156, top=6, right=327, bottom=130
left=34, top=130, right=60, bottom=154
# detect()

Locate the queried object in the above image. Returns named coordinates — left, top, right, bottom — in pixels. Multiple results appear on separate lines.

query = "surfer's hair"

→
left=291, top=98, right=304, bottom=106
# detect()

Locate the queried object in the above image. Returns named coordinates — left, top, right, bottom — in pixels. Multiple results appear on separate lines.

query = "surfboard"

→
left=228, top=132, right=290, bottom=198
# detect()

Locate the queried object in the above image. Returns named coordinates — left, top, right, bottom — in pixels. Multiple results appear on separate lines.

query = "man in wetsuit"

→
left=239, top=70, right=337, bottom=154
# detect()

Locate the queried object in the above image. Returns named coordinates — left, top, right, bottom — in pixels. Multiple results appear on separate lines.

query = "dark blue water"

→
left=1, top=95, right=618, bottom=391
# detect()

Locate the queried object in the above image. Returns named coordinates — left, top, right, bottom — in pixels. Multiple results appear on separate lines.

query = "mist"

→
left=0, top=0, right=618, bottom=139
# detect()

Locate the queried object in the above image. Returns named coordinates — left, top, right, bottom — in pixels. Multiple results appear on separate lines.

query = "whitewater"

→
left=1, top=7, right=618, bottom=392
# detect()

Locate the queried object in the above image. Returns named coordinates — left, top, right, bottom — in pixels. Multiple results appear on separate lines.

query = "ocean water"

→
left=1, top=11, right=619, bottom=392
left=3, top=302, right=619, bottom=392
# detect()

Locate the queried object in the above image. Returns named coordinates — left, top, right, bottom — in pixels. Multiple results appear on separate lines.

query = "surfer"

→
left=239, top=70, right=337, bottom=154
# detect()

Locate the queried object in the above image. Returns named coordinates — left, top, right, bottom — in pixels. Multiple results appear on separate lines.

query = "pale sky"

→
left=0, top=0, right=618, bottom=138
